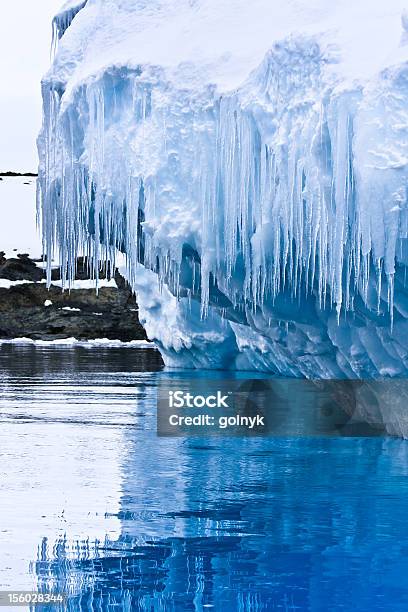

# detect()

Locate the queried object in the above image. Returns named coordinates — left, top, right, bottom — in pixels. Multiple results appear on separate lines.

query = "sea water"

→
left=0, top=344, right=408, bottom=611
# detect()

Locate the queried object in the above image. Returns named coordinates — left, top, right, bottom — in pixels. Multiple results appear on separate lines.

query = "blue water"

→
left=1, top=344, right=408, bottom=611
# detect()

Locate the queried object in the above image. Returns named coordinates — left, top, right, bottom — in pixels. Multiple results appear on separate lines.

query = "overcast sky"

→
left=0, top=1, right=61, bottom=172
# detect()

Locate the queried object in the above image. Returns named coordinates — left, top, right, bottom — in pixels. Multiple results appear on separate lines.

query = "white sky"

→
left=0, top=1, right=62, bottom=173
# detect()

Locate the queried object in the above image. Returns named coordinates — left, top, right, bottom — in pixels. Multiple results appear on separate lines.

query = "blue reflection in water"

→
left=1, top=345, right=408, bottom=611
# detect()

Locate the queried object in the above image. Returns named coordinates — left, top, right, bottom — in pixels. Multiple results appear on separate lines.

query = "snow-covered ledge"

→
left=51, top=0, right=88, bottom=55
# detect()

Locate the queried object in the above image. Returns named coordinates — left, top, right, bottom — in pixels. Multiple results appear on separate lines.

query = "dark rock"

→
left=0, top=256, right=44, bottom=281
left=50, top=256, right=113, bottom=281
left=0, top=172, right=37, bottom=177
left=0, top=254, right=151, bottom=343
left=115, top=269, right=128, bottom=290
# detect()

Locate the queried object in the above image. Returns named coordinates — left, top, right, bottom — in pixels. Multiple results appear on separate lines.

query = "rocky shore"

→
left=0, top=252, right=148, bottom=342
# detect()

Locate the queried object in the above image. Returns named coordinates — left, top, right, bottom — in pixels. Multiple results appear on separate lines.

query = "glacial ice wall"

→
left=38, top=0, right=408, bottom=376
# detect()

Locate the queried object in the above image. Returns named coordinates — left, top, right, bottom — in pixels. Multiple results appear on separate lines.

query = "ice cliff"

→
left=38, top=0, right=408, bottom=376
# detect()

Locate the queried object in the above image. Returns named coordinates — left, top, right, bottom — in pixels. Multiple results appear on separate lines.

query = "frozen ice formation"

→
left=38, top=0, right=408, bottom=376
left=51, top=0, right=88, bottom=56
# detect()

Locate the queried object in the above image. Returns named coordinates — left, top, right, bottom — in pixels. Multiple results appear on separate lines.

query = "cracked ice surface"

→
left=38, top=0, right=408, bottom=377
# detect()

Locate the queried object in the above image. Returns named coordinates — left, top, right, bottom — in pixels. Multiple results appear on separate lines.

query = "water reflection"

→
left=1, top=346, right=408, bottom=610
left=33, top=435, right=408, bottom=611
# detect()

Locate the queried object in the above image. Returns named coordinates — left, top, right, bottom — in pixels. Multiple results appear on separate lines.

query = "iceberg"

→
left=38, top=0, right=408, bottom=376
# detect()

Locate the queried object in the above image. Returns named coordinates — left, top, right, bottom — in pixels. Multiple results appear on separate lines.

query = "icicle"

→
left=38, top=36, right=402, bottom=331
left=51, top=1, right=88, bottom=57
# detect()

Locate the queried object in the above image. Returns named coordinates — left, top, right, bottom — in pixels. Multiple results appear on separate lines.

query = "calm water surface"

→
left=1, top=344, right=408, bottom=611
